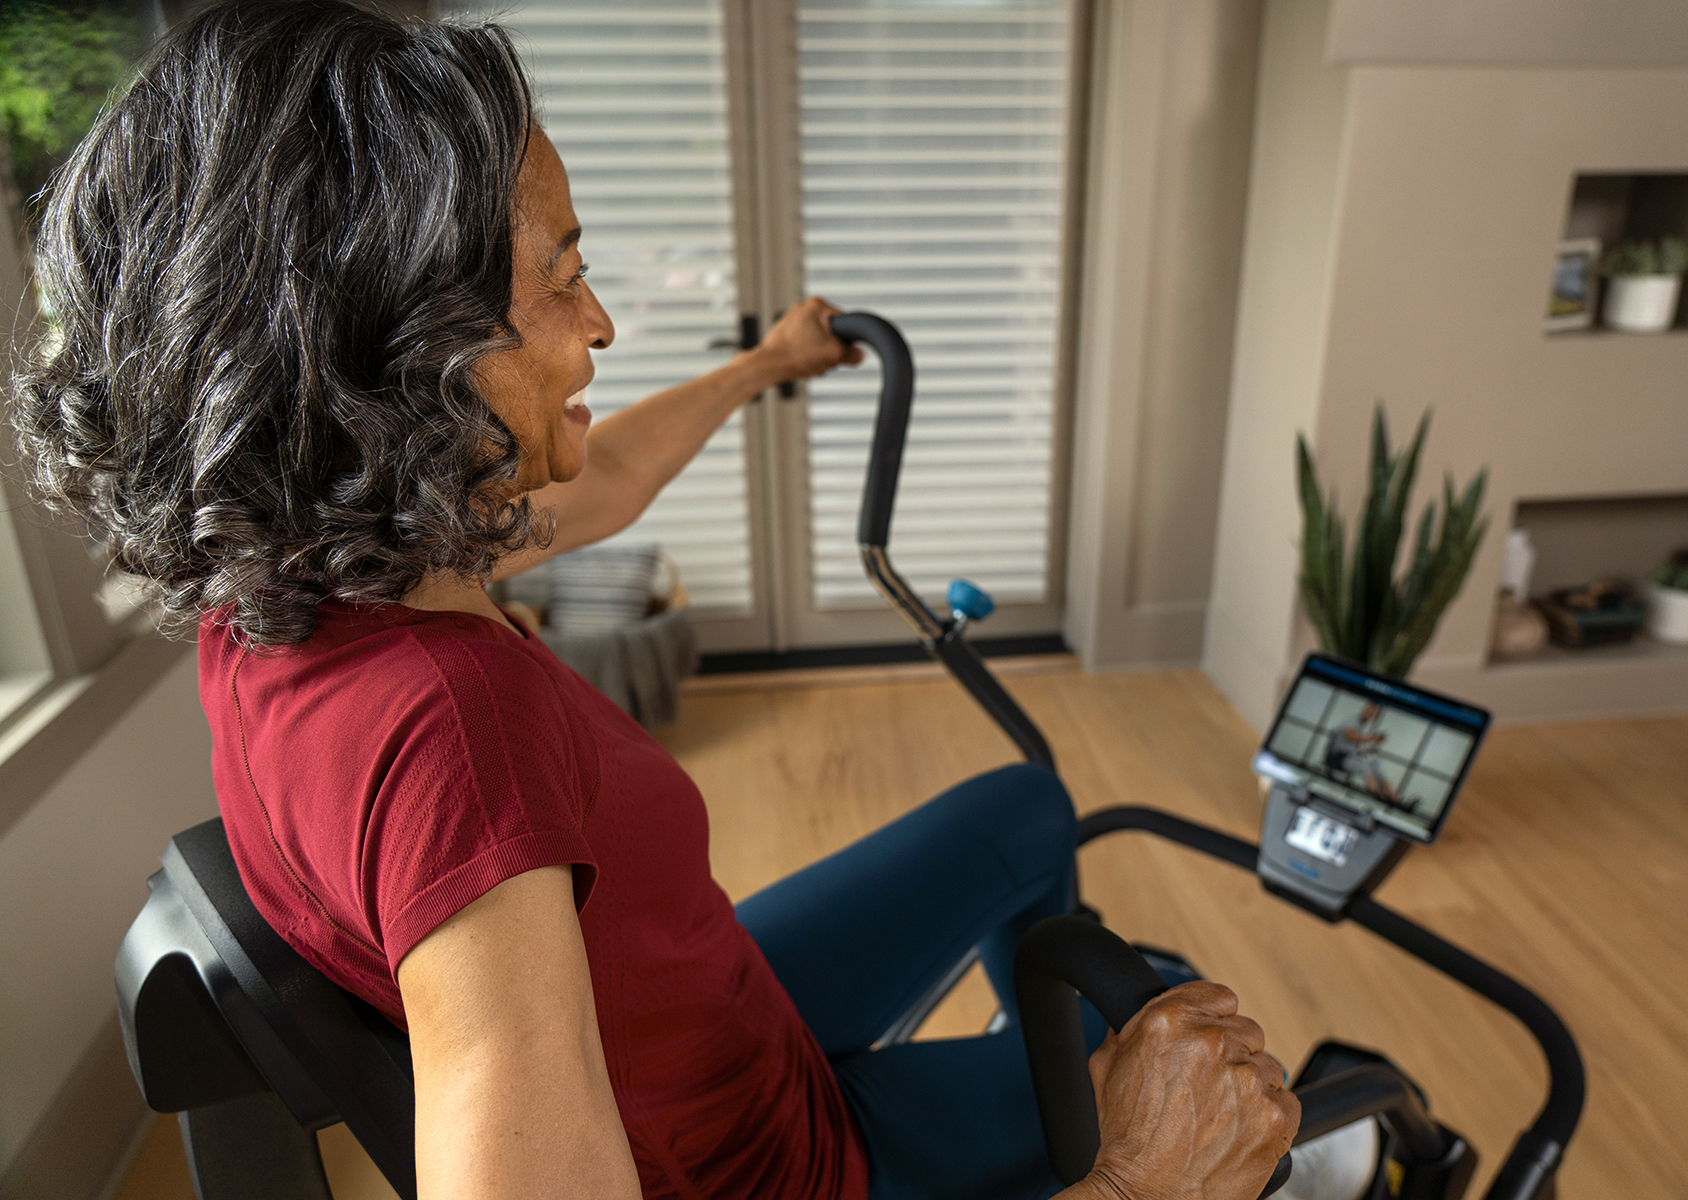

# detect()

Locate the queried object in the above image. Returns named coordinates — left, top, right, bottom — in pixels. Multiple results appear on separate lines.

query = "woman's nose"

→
left=584, top=282, right=615, bottom=350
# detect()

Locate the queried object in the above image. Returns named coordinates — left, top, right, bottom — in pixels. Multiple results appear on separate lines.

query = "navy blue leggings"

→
left=735, top=764, right=1105, bottom=1200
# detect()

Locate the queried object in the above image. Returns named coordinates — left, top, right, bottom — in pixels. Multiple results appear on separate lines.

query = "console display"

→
left=1253, top=655, right=1490, bottom=842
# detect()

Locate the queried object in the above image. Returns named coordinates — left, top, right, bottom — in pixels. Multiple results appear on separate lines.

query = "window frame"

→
left=0, top=145, right=182, bottom=841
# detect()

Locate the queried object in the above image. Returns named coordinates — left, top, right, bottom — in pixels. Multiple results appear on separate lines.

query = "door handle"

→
left=706, top=315, right=797, bottom=398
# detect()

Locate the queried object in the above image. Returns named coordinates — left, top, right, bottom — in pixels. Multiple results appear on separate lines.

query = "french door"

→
left=453, top=0, right=1087, bottom=652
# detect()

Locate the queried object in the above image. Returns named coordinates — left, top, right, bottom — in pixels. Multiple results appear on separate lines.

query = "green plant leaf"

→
left=1376, top=470, right=1488, bottom=676
left=1296, top=410, right=1487, bottom=678
left=1296, top=434, right=1345, bottom=654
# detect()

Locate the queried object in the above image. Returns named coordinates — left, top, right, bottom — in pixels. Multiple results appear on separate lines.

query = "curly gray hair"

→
left=10, top=0, right=545, bottom=645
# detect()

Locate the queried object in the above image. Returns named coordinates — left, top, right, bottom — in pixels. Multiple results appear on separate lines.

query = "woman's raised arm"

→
left=491, top=297, right=861, bottom=579
left=398, top=866, right=641, bottom=1200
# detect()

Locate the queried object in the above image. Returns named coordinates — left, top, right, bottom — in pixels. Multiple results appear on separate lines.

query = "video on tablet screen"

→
left=1254, top=658, right=1487, bottom=841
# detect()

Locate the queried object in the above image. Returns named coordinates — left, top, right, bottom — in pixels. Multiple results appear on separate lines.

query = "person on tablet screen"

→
left=1324, top=703, right=1401, bottom=803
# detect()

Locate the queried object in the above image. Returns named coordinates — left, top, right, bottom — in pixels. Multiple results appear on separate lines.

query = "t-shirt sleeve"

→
left=361, top=628, right=600, bottom=976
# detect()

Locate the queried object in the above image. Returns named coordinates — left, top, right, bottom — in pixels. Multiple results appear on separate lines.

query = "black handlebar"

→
left=1013, top=916, right=1295, bottom=1197
left=832, top=310, right=1057, bottom=769
left=1068, top=808, right=1585, bottom=1200
left=830, top=312, right=915, bottom=549
left=1012, top=917, right=1167, bottom=1184
left=1345, top=898, right=1583, bottom=1200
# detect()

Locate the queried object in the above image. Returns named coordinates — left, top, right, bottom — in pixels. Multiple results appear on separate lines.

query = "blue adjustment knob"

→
left=948, top=579, right=996, bottom=622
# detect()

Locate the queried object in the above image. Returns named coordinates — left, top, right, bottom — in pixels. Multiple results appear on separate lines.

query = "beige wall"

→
left=1064, top=0, right=1264, bottom=670
left=1315, top=66, right=1688, bottom=717
left=1202, top=0, right=1350, bottom=730
left=0, top=192, right=50, bottom=680
left=0, top=653, right=216, bottom=1178
left=1205, top=0, right=1688, bottom=727
left=1330, top=0, right=1688, bottom=67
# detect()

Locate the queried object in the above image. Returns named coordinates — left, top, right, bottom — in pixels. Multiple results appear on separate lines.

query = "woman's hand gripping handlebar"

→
left=1016, top=916, right=1299, bottom=1200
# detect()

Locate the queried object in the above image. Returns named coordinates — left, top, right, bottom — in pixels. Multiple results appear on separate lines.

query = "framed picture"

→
left=1545, top=237, right=1602, bottom=332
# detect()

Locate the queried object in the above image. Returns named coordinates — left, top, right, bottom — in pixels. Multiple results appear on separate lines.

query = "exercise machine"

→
left=110, top=313, right=1580, bottom=1200
left=828, top=312, right=1584, bottom=1200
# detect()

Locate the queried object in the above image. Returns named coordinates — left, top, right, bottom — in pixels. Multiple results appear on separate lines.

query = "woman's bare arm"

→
left=398, top=866, right=641, bottom=1200
left=492, top=297, right=861, bottom=580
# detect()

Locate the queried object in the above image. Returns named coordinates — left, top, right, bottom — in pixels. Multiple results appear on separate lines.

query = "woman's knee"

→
left=945, top=763, right=1075, bottom=880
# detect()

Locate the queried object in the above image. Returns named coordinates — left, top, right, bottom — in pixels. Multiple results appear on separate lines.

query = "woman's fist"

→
left=1084, top=982, right=1300, bottom=1200
left=752, top=295, right=864, bottom=384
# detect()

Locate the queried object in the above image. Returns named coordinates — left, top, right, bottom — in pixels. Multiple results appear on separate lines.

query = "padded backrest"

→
left=116, top=818, right=418, bottom=1199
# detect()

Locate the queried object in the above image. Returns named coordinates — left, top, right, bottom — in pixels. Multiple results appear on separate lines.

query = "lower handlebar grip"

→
left=1258, top=1153, right=1293, bottom=1198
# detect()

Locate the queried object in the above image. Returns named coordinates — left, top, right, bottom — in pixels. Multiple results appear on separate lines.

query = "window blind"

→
left=798, top=0, right=1071, bottom=609
left=454, top=0, right=754, bottom=612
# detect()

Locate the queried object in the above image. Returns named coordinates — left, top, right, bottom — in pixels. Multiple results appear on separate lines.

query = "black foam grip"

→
left=830, top=312, right=915, bottom=548
left=1014, top=916, right=1293, bottom=1197
left=1014, top=917, right=1168, bottom=1185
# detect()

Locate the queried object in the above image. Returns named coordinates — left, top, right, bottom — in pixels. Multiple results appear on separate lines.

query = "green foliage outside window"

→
left=0, top=0, right=148, bottom=242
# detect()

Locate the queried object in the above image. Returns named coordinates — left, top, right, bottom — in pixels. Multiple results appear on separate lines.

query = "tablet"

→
left=1253, top=654, right=1490, bottom=843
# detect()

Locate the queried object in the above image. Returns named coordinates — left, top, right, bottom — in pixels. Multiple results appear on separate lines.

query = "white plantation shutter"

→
left=798, top=0, right=1071, bottom=608
left=462, top=0, right=754, bottom=612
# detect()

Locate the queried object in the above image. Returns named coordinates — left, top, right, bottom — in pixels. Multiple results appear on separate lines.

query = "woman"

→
left=11, top=4, right=1296, bottom=1198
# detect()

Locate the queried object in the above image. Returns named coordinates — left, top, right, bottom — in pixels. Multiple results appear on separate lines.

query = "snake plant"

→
left=1296, top=406, right=1488, bottom=678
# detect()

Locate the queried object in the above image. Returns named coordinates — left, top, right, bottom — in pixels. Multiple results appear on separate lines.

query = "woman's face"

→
left=477, top=132, right=614, bottom=492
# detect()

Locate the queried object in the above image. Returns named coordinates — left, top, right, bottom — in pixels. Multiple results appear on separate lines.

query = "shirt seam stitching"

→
left=230, top=644, right=385, bottom=958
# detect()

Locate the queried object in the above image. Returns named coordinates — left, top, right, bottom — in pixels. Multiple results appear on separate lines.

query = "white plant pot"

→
left=1603, top=274, right=1682, bottom=333
left=1647, top=583, right=1688, bottom=644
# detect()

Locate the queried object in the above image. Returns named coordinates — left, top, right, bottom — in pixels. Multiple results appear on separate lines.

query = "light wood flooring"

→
left=114, top=665, right=1688, bottom=1199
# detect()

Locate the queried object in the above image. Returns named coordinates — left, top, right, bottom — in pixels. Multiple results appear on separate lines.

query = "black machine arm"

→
left=1345, top=898, right=1583, bottom=1200
left=1015, top=917, right=1468, bottom=1196
left=1068, top=809, right=1584, bottom=1200
left=831, top=311, right=915, bottom=553
left=1015, top=916, right=1294, bottom=1197
left=831, top=311, right=1054, bottom=769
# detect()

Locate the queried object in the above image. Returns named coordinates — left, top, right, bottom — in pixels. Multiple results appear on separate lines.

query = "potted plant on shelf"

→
left=1296, top=406, right=1489, bottom=679
left=1600, top=237, right=1688, bottom=333
left=1646, top=549, right=1688, bottom=644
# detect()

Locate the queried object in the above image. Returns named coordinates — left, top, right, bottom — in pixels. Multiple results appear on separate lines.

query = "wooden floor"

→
left=114, top=666, right=1688, bottom=1199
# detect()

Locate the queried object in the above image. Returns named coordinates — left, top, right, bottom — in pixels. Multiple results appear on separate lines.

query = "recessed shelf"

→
left=1545, top=171, right=1688, bottom=335
left=1542, top=326, right=1688, bottom=340
left=1512, top=493, right=1688, bottom=596
left=1487, top=634, right=1688, bottom=673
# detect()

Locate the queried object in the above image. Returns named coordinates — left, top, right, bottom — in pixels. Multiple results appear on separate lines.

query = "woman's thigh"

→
left=735, top=763, right=1076, bottom=1056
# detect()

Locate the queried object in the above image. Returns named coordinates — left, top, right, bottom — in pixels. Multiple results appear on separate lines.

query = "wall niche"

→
left=1548, top=172, right=1688, bottom=334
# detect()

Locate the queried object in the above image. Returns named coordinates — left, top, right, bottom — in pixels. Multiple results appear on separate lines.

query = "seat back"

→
left=116, top=818, right=417, bottom=1199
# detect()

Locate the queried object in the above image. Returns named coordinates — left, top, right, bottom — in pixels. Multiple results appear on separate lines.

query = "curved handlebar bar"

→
left=830, top=311, right=1056, bottom=768
left=1014, top=916, right=1294, bottom=1197
left=1072, top=808, right=1585, bottom=1200
left=829, top=312, right=915, bottom=549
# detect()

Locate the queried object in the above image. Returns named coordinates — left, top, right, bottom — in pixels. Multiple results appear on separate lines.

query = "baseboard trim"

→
left=696, top=634, right=1069, bottom=676
left=0, top=1015, right=152, bottom=1200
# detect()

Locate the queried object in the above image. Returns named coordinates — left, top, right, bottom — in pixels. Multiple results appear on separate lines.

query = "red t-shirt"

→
left=198, top=600, right=868, bottom=1200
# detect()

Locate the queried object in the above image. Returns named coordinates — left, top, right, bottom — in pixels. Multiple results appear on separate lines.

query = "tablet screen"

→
left=1253, top=655, right=1490, bottom=842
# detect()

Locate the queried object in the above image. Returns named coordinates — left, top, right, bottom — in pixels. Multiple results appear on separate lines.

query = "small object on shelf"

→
left=1500, top=527, right=1536, bottom=599
left=1538, top=580, right=1647, bottom=648
left=1544, top=237, right=1601, bottom=332
left=1645, top=548, right=1688, bottom=644
left=1491, top=590, right=1549, bottom=660
left=1599, top=237, right=1687, bottom=333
